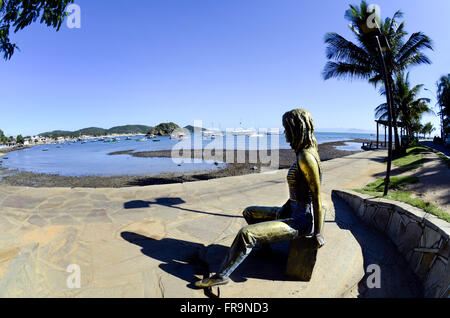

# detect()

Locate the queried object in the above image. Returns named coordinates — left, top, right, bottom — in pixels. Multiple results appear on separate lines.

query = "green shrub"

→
left=362, top=176, right=419, bottom=192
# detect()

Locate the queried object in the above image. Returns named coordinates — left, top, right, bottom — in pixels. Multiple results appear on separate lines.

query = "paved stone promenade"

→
left=0, top=150, right=422, bottom=297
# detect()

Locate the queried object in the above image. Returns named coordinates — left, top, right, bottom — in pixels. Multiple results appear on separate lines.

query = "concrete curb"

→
left=333, top=189, right=449, bottom=298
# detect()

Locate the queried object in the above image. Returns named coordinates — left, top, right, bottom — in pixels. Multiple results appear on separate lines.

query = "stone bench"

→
left=285, top=237, right=318, bottom=281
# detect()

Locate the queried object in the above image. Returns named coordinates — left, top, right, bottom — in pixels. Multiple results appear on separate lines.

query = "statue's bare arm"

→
left=298, top=151, right=325, bottom=248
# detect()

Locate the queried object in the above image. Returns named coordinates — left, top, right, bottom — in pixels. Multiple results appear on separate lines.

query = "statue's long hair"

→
left=283, top=109, right=321, bottom=170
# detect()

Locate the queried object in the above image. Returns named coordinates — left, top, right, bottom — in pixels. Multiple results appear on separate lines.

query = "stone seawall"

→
left=333, top=189, right=449, bottom=298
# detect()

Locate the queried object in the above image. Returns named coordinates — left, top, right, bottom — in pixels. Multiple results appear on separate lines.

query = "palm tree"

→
left=375, top=72, right=432, bottom=143
left=437, top=74, right=450, bottom=140
left=421, top=122, right=435, bottom=139
left=323, top=1, right=433, bottom=150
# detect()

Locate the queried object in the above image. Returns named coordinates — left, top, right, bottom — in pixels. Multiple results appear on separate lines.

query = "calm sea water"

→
left=1, top=132, right=374, bottom=177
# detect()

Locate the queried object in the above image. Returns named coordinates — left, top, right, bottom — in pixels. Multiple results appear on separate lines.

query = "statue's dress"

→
left=216, top=154, right=321, bottom=279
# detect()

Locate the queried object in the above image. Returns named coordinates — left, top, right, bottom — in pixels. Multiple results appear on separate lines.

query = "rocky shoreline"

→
left=0, top=140, right=367, bottom=188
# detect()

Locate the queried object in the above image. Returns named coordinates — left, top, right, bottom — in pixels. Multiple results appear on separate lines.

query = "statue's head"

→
left=282, top=109, right=318, bottom=153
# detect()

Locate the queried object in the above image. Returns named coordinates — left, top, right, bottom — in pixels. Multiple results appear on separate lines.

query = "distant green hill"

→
left=39, top=130, right=75, bottom=138
left=75, top=127, right=108, bottom=136
left=184, top=125, right=206, bottom=133
left=147, top=122, right=180, bottom=136
left=39, top=125, right=154, bottom=137
left=108, top=125, right=152, bottom=135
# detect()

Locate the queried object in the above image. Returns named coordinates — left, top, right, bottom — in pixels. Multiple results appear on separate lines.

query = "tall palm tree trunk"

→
left=386, top=74, right=401, bottom=151
left=392, top=108, right=401, bottom=150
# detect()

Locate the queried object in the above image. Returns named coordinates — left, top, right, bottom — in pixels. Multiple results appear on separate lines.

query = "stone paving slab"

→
left=0, top=150, right=422, bottom=297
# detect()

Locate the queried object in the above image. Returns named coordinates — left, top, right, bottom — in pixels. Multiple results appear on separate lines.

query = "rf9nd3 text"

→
left=223, top=302, right=269, bottom=313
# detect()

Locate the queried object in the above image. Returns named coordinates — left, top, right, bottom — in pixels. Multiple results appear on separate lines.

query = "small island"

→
left=146, top=122, right=180, bottom=137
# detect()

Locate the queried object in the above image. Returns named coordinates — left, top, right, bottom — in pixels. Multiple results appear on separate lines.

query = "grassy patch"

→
left=392, top=146, right=428, bottom=172
left=362, top=176, right=419, bottom=192
left=405, top=145, right=429, bottom=154
left=355, top=175, right=449, bottom=223
left=355, top=144, right=449, bottom=222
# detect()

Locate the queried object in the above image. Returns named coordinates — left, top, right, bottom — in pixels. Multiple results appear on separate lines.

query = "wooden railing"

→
left=362, top=141, right=387, bottom=150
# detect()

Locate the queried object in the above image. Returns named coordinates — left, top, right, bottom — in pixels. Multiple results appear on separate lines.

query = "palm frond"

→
left=324, top=32, right=371, bottom=65
left=322, top=61, right=373, bottom=81
left=397, top=32, right=433, bottom=68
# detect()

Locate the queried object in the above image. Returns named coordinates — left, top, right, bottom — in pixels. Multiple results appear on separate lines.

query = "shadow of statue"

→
left=121, top=231, right=295, bottom=293
left=124, top=197, right=185, bottom=209
left=121, top=231, right=212, bottom=289
left=123, top=197, right=243, bottom=219
left=331, top=193, right=423, bottom=298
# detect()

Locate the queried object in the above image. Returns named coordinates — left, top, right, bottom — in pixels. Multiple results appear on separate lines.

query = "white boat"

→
left=249, top=133, right=264, bottom=138
left=266, top=129, right=283, bottom=135
left=137, top=138, right=147, bottom=142
left=232, top=128, right=255, bottom=136
left=211, top=131, right=224, bottom=139
left=202, top=130, right=215, bottom=139
left=171, top=132, right=188, bottom=140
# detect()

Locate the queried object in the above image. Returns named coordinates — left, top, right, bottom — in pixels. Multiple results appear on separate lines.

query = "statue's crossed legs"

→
left=195, top=206, right=301, bottom=288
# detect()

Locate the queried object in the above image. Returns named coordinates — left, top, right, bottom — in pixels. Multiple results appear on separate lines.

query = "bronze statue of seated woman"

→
left=195, top=109, right=325, bottom=288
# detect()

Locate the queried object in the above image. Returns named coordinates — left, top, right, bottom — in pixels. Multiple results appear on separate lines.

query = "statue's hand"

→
left=315, top=233, right=325, bottom=249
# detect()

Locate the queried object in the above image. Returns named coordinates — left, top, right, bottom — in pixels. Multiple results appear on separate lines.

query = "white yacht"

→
left=202, top=130, right=214, bottom=139
left=171, top=132, right=188, bottom=140
left=232, top=128, right=255, bottom=136
left=211, top=132, right=224, bottom=139
left=266, top=129, right=284, bottom=135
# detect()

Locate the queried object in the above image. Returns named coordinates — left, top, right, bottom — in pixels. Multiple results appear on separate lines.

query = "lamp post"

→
left=358, top=19, right=393, bottom=196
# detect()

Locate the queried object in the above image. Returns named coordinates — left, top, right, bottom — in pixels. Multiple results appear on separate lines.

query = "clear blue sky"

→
left=1, top=0, right=449, bottom=137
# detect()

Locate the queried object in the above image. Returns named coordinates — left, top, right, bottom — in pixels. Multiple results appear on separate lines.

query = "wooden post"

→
left=376, top=121, right=379, bottom=149
left=400, top=127, right=403, bottom=146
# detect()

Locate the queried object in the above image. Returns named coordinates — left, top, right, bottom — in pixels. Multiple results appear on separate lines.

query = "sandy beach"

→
left=0, top=140, right=366, bottom=188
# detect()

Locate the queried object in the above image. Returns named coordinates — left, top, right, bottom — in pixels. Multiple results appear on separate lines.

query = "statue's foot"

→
left=195, top=275, right=229, bottom=289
